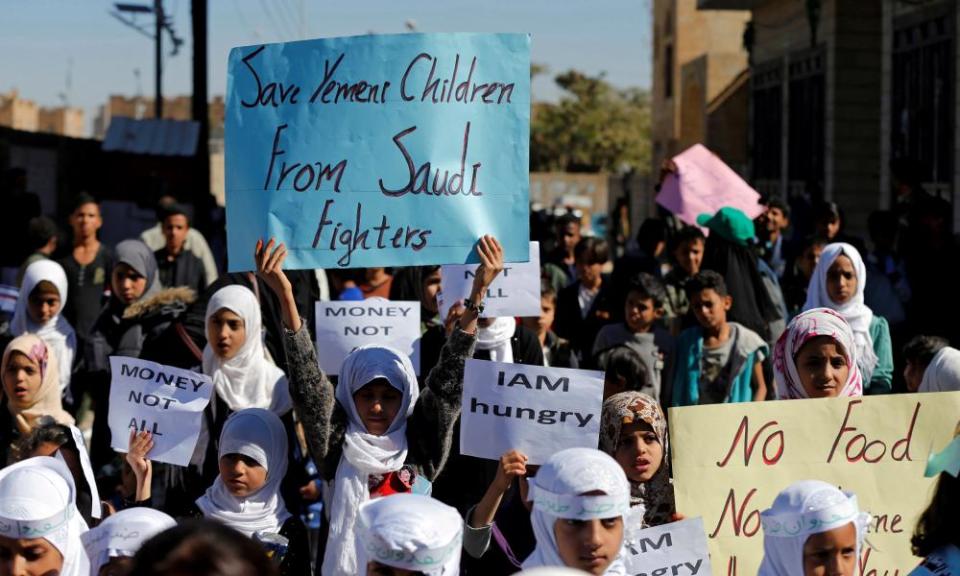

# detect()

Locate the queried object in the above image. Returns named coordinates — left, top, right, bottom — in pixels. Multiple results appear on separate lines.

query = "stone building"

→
left=698, top=0, right=960, bottom=233
left=37, top=106, right=85, bottom=138
left=0, top=90, right=39, bottom=132
left=651, top=0, right=752, bottom=176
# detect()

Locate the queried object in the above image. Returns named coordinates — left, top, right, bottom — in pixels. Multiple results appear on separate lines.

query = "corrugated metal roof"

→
left=102, top=117, right=199, bottom=156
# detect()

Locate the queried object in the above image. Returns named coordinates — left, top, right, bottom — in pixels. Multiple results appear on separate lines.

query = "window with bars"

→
left=788, top=48, right=825, bottom=202
left=752, top=61, right=783, bottom=183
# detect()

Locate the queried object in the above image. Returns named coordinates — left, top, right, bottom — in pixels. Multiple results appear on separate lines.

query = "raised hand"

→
left=493, top=450, right=528, bottom=493
left=255, top=238, right=292, bottom=299
left=471, top=235, right=505, bottom=294
left=125, top=429, right=153, bottom=480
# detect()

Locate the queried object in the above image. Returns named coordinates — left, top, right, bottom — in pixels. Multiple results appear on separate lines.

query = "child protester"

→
left=1, top=335, right=74, bottom=463
left=599, top=392, right=675, bottom=529
left=593, top=273, right=674, bottom=401
left=10, top=260, right=76, bottom=397
left=903, top=335, right=960, bottom=393
left=254, top=235, right=504, bottom=576
left=661, top=226, right=705, bottom=333
left=81, top=507, right=176, bottom=576
left=672, top=271, right=768, bottom=406
left=910, top=428, right=960, bottom=575
left=803, top=242, right=893, bottom=394
left=523, top=447, right=631, bottom=575
left=773, top=308, right=863, bottom=399
left=521, top=280, right=578, bottom=368
left=0, top=456, right=90, bottom=576
left=759, top=480, right=870, bottom=576
left=357, top=493, right=463, bottom=576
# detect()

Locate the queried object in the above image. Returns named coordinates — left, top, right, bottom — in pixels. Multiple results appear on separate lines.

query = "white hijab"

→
left=81, top=507, right=176, bottom=574
left=356, top=494, right=462, bottom=575
left=920, top=347, right=960, bottom=392
left=202, top=285, right=291, bottom=414
left=476, top=316, right=516, bottom=363
left=803, top=243, right=879, bottom=381
left=195, top=408, right=292, bottom=537
left=323, top=344, right=420, bottom=576
left=11, top=260, right=76, bottom=396
left=759, top=480, right=870, bottom=576
left=0, top=456, right=89, bottom=576
left=523, top=447, right=631, bottom=575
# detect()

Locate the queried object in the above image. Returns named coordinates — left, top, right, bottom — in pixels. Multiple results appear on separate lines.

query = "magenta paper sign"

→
left=655, top=144, right=764, bottom=226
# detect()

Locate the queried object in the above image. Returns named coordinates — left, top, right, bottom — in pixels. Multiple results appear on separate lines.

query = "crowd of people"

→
left=0, top=176, right=957, bottom=576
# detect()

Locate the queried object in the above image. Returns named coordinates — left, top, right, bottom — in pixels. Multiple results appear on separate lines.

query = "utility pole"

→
left=192, top=0, right=210, bottom=197
left=155, top=0, right=163, bottom=118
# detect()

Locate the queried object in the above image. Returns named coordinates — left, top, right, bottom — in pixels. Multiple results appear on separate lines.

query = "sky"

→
left=1, top=0, right=652, bottom=137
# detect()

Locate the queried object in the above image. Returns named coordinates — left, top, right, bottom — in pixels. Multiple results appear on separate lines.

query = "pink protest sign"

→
left=655, top=144, right=764, bottom=226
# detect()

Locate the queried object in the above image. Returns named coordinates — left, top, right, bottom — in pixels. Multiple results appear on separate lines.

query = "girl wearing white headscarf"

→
left=194, top=408, right=309, bottom=576
left=773, top=308, right=864, bottom=399
left=203, top=285, right=291, bottom=415
left=356, top=493, right=463, bottom=575
left=918, top=346, right=960, bottom=393
left=255, top=234, right=503, bottom=576
left=81, top=507, right=176, bottom=575
left=524, top=447, right=631, bottom=575
left=0, top=456, right=90, bottom=576
left=759, top=480, right=870, bottom=576
left=11, top=259, right=76, bottom=396
left=476, top=317, right=518, bottom=363
left=803, top=243, right=893, bottom=393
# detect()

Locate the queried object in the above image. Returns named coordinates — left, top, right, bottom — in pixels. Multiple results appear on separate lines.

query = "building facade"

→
left=0, top=90, right=39, bottom=132
left=652, top=0, right=752, bottom=176
left=698, top=0, right=960, bottom=234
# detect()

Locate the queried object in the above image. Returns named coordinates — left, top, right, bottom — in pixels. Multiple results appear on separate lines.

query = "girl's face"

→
left=0, top=534, right=64, bottom=576
left=420, top=270, right=441, bottom=315
left=26, top=283, right=61, bottom=324
left=207, top=308, right=246, bottom=360
left=2, top=352, right=42, bottom=408
left=111, top=263, right=147, bottom=305
left=614, top=420, right=663, bottom=483
left=795, top=336, right=850, bottom=398
left=903, top=359, right=924, bottom=393
left=826, top=255, right=857, bottom=305
left=802, top=522, right=858, bottom=576
left=353, top=380, right=403, bottom=436
left=218, top=453, right=268, bottom=498
left=554, top=505, right=624, bottom=575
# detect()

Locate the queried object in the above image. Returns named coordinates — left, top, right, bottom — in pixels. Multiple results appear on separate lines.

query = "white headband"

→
left=528, top=484, right=630, bottom=520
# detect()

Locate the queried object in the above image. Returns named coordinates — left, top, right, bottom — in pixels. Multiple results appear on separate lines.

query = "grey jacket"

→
left=282, top=323, right=476, bottom=482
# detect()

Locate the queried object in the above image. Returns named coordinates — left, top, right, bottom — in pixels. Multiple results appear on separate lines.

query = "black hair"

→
left=912, top=449, right=960, bottom=556
left=131, top=520, right=279, bottom=576
left=903, top=335, right=950, bottom=368
left=598, top=345, right=651, bottom=392
left=72, top=192, right=99, bottom=212
left=27, top=216, right=58, bottom=250
left=685, top=270, right=729, bottom=298
left=813, top=200, right=842, bottom=224
left=672, top=225, right=706, bottom=250
left=556, top=213, right=581, bottom=231
left=573, top=237, right=610, bottom=265
left=627, top=273, right=666, bottom=309
left=764, top=197, right=791, bottom=219
left=540, top=278, right=557, bottom=303
left=159, top=202, right=191, bottom=224
left=12, top=419, right=70, bottom=462
left=867, top=210, right=898, bottom=242
left=636, top=218, right=668, bottom=256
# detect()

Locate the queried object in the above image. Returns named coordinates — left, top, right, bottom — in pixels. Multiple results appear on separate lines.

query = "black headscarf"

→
left=702, top=235, right=780, bottom=342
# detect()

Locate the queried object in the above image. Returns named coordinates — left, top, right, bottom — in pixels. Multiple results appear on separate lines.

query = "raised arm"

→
left=410, top=235, right=504, bottom=479
left=256, top=239, right=337, bottom=466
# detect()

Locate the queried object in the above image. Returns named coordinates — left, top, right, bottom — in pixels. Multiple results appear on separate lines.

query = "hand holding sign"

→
left=125, top=429, right=154, bottom=503
left=459, top=235, right=504, bottom=335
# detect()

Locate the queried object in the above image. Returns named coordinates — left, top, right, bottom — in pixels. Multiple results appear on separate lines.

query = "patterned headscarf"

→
left=599, top=392, right=675, bottom=529
left=1, top=334, right=74, bottom=427
left=773, top=307, right=863, bottom=399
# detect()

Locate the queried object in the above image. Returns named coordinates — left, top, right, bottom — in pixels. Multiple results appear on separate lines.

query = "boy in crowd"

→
left=672, top=271, right=768, bottom=406
left=756, top=197, right=790, bottom=278
left=662, top=226, right=704, bottom=334
left=154, top=203, right=208, bottom=293
left=554, top=237, right=617, bottom=367
left=521, top=279, right=578, bottom=368
left=592, top=272, right=674, bottom=402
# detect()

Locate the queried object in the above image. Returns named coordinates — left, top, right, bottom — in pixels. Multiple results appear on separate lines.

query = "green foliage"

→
left=531, top=70, right=650, bottom=174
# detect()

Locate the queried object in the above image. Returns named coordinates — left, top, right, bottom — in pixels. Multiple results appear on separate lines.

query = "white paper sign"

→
left=440, top=241, right=540, bottom=319
left=108, top=357, right=214, bottom=467
left=460, top=359, right=604, bottom=465
left=315, top=300, right=421, bottom=375
left=623, top=517, right=713, bottom=576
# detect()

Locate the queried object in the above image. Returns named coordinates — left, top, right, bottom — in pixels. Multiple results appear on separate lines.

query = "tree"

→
left=531, top=70, right=650, bottom=174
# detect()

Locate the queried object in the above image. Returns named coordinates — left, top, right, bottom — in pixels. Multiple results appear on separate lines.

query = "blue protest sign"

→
left=225, top=33, right=531, bottom=271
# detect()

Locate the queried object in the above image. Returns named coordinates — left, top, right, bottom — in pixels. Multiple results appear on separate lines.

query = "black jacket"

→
left=553, top=278, right=618, bottom=368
